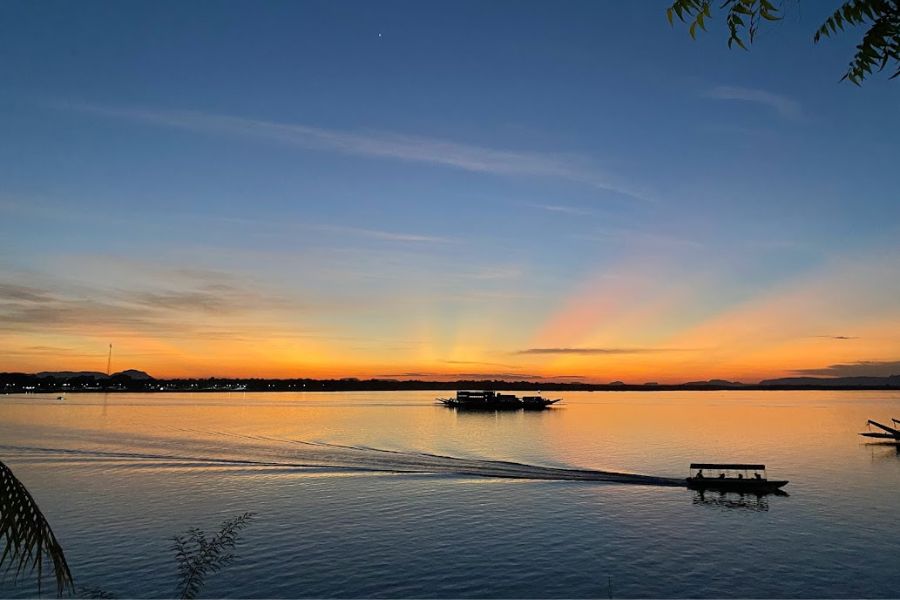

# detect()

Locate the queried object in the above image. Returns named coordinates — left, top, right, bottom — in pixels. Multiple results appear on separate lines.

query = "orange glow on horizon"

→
left=4, top=250, right=899, bottom=383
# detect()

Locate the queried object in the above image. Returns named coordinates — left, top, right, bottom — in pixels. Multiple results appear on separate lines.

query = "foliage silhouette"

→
left=667, top=0, right=899, bottom=84
left=0, top=460, right=74, bottom=597
left=2, top=459, right=254, bottom=599
left=171, top=512, right=256, bottom=600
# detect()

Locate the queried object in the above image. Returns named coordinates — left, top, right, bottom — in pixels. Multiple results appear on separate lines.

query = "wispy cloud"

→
left=811, top=335, right=859, bottom=340
left=468, top=266, right=523, bottom=281
left=2, top=345, right=102, bottom=359
left=376, top=371, right=576, bottom=380
left=0, top=276, right=293, bottom=339
left=575, top=229, right=704, bottom=249
left=316, top=225, right=453, bottom=244
left=441, top=359, right=519, bottom=368
left=528, top=203, right=592, bottom=216
left=793, top=360, right=900, bottom=377
left=376, top=372, right=537, bottom=379
left=705, top=86, right=802, bottom=119
left=60, top=103, right=647, bottom=200
left=515, top=347, right=686, bottom=355
left=205, top=215, right=454, bottom=245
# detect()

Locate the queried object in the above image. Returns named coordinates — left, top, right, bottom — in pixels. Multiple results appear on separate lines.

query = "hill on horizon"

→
left=35, top=369, right=154, bottom=380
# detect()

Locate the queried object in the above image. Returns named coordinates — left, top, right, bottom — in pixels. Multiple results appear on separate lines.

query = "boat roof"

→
left=690, top=463, right=766, bottom=470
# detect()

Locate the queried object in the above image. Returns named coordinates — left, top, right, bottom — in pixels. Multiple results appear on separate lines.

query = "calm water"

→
left=1, top=390, right=899, bottom=598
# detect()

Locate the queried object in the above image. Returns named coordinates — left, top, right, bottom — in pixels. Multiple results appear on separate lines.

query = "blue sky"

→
left=1, top=0, right=898, bottom=380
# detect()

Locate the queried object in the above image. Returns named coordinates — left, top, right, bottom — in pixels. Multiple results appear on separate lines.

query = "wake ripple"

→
left=0, top=430, right=685, bottom=487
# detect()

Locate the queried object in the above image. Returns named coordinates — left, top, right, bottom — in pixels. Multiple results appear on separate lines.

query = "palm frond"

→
left=172, top=512, right=255, bottom=600
left=0, top=460, right=74, bottom=597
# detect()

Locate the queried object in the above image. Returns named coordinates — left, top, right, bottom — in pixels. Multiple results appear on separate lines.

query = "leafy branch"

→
left=667, top=0, right=900, bottom=83
left=0, top=460, right=74, bottom=597
left=814, top=0, right=900, bottom=84
left=667, top=0, right=781, bottom=49
left=171, top=512, right=256, bottom=600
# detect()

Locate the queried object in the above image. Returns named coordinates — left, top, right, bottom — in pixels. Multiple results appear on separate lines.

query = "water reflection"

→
left=691, top=489, right=783, bottom=512
left=863, top=441, right=900, bottom=460
left=449, top=406, right=563, bottom=420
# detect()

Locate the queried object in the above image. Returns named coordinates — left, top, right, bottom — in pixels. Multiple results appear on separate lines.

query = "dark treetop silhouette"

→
left=667, top=0, right=900, bottom=84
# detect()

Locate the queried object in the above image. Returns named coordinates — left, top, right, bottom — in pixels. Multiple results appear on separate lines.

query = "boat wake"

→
left=0, top=428, right=685, bottom=487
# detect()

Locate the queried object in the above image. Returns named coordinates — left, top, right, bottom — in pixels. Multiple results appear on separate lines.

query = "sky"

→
left=1, top=0, right=899, bottom=383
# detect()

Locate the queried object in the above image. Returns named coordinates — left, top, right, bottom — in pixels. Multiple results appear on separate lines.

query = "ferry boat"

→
left=438, top=390, right=561, bottom=410
left=686, top=463, right=788, bottom=493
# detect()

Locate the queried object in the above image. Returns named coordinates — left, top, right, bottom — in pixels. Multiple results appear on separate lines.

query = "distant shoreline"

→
left=3, top=373, right=900, bottom=394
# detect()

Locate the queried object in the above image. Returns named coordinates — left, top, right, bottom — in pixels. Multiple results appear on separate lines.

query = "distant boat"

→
left=860, top=419, right=900, bottom=441
left=438, top=390, right=560, bottom=410
left=56, top=395, right=65, bottom=401
left=686, top=463, right=788, bottom=493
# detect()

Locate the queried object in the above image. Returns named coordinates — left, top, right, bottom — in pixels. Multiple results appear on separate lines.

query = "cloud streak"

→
left=62, top=103, right=646, bottom=200
left=316, top=225, right=453, bottom=244
left=706, top=86, right=802, bottom=119
left=528, top=203, right=593, bottom=216
left=793, top=360, right=900, bottom=377
left=0, top=277, right=292, bottom=340
left=441, top=359, right=519, bottom=368
left=575, top=228, right=704, bottom=249
left=515, top=347, right=687, bottom=355
left=376, top=372, right=584, bottom=380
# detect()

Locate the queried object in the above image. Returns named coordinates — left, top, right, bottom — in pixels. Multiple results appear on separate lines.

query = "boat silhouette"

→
left=438, top=390, right=560, bottom=410
left=686, top=463, right=788, bottom=493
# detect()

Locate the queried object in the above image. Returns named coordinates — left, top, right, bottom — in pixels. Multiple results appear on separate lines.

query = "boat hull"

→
left=686, top=477, right=788, bottom=493
left=440, top=399, right=559, bottom=410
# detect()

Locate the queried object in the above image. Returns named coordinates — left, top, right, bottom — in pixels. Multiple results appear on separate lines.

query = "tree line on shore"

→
left=2, top=372, right=900, bottom=392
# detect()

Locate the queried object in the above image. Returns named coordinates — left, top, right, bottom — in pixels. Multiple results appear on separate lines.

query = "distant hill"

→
left=36, top=371, right=108, bottom=379
left=685, top=379, right=744, bottom=387
left=760, top=375, right=900, bottom=387
left=114, top=369, right=154, bottom=380
left=35, top=369, right=154, bottom=380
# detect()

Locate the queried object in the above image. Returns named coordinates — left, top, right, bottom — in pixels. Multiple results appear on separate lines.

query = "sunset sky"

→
left=1, top=1, right=899, bottom=382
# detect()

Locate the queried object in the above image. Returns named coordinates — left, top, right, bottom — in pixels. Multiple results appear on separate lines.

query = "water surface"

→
left=1, top=391, right=898, bottom=598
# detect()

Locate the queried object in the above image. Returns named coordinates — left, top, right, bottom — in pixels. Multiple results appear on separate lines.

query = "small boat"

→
left=686, top=463, right=788, bottom=493
left=860, top=419, right=900, bottom=440
left=438, top=390, right=560, bottom=410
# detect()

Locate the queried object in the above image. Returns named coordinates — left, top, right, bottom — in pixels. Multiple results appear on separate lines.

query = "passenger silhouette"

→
left=696, top=469, right=704, bottom=479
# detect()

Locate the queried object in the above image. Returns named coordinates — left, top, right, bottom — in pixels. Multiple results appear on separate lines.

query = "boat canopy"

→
left=690, top=463, right=765, bottom=470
